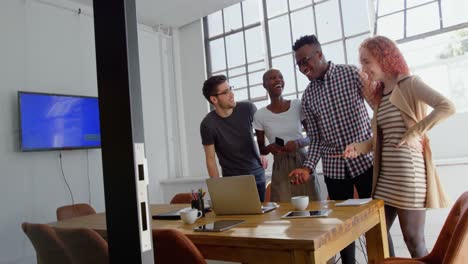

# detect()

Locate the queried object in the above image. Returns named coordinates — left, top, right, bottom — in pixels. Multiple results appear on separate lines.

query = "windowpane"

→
left=234, top=88, right=249, bottom=101
left=266, top=0, right=288, bottom=18
left=346, top=34, right=369, bottom=66
left=209, top=38, right=226, bottom=72
left=250, top=84, right=267, bottom=99
left=268, top=15, right=292, bottom=56
left=212, top=70, right=227, bottom=77
left=341, top=0, right=370, bottom=36
left=315, top=0, right=342, bottom=43
left=248, top=71, right=264, bottom=86
left=289, top=0, right=311, bottom=10
left=224, top=4, right=242, bottom=32
left=290, top=7, right=315, bottom=42
left=242, top=0, right=261, bottom=26
left=322, top=41, right=345, bottom=64
left=376, top=12, right=404, bottom=40
left=207, top=11, right=223, bottom=37
left=229, top=66, right=246, bottom=77
left=229, top=74, right=247, bottom=89
left=272, top=54, right=296, bottom=94
left=399, top=29, right=468, bottom=113
left=249, top=61, right=267, bottom=72
left=407, top=0, right=433, bottom=8
left=442, top=0, right=468, bottom=27
left=378, top=0, right=404, bottom=15
left=225, top=32, right=246, bottom=68
left=245, top=27, right=265, bottom=63
left=407, top=3, right=440, bottom=37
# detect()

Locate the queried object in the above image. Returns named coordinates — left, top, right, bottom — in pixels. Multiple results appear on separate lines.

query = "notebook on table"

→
left=206, top=175, right=278, bottom=215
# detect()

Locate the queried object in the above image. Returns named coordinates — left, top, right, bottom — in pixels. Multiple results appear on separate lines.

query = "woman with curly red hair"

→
left=342, top=36, right=455, bottom=258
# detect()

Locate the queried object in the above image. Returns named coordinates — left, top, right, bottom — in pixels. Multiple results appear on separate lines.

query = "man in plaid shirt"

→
left=289, top=35, right=373, bottom=264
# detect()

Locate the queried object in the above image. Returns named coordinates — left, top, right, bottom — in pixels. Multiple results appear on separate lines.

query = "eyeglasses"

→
left=213, top=86, right=234, bottom=96
left=296, top=56, right=312, bottom=68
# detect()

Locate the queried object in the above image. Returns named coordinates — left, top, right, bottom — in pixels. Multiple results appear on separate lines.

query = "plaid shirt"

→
left=302, top=62, right=373, bottom=179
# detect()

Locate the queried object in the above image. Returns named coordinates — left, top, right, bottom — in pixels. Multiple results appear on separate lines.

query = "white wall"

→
left=172, top=21, right=209, bottom=178
left=0, top=0, right=176, bottom=263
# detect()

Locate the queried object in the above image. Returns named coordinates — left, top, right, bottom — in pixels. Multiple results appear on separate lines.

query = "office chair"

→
left=56, top=203, right=96, bottom=221
left=21, top=222, right=72, bottom=264
left=170, top=193, right=193, bottom=204
left=153, top=229, right=206, bottom=264
left=55, top=227, right=109, bottom=264
left=382, top=191, right=468, bottom=264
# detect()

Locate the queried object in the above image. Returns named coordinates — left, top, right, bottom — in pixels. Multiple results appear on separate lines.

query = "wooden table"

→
left=49, top=200, right=389, bottom=264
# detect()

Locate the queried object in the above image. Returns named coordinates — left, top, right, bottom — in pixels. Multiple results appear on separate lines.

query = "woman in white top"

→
left=254, top=69, right=321, bottom=202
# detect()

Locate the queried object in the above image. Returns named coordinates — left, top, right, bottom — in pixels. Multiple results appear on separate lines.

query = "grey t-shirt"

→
left=200, top=102, right=263, bottom=178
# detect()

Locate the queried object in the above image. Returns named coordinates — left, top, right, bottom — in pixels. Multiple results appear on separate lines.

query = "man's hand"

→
left=288, top=168, right=311, bottom=185
left=260, top=155, right=269, bottom=169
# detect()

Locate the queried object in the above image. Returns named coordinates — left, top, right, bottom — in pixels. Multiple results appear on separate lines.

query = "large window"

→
left=204, top=0, right=268, bottom=105
left=204, top=0, right=371, bottom=109
left=374, top=0, right=468, bottom=112
left=204, top=0, right=468, bottom=112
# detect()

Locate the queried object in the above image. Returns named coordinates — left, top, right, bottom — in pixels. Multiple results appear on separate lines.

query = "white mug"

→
left=179, top=208, right=202, bottom=224
left=291, top=196, right=309, bottom=211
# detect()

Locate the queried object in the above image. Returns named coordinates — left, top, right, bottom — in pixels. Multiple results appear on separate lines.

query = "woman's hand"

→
left=343, top=144, right=360, bottom=159
left=397, top=135, right=423, bottom=152
left=266, top=143, right=284, bottom=155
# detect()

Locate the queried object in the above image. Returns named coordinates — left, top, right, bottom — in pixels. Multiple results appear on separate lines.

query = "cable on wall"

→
left=59, top=151, right=75, bottom=205
left=86, top=149, right=91, bottom=204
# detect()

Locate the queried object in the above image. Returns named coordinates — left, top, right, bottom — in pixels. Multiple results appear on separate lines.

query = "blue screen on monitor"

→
left=19, top=92, right=101, bottom=151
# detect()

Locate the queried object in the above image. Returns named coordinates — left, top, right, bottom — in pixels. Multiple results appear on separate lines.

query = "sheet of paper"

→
left=335, top=198, right=372, bottom=206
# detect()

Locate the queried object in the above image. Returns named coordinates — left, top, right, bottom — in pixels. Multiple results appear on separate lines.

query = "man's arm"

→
left=203, top=144, right=219, bottom=178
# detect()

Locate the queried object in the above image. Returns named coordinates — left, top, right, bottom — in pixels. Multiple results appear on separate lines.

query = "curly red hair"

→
left=359, top=36, right=409, bottom=107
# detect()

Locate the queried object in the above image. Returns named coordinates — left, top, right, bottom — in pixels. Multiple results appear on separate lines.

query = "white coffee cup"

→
left=179, top=208, right=202, bottom=224
left=291, top=196, right=309, bottom=211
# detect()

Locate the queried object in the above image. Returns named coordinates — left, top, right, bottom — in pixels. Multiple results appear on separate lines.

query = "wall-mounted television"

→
left=18, top=91, right=101, bottom=151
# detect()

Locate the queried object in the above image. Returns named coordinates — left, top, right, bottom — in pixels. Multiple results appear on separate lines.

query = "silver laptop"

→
left=206, top=175, right=277, bottom=215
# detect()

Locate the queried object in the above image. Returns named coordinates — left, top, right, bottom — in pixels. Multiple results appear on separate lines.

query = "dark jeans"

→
left=324, top=166, right=373, bottom=264
left=252, top=168, right=266, bottom=202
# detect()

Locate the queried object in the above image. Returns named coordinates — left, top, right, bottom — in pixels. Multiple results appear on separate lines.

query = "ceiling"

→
left=68, top=0, right=242, bottom=28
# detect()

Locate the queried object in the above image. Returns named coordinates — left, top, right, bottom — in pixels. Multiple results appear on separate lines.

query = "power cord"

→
left=86, top=149, right=91, bottom=204
left=59, top=151, right=74, bottom=205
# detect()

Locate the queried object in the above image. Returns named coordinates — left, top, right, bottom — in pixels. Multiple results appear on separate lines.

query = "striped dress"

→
left=374, top=93, right=427, bottom=209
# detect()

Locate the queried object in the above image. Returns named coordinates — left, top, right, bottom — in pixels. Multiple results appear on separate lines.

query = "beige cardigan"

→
left=353, top=75, right=455, bottom=208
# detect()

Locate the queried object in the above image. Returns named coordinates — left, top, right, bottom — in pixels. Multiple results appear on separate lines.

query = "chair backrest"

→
left=264, top=181, right=271, bottom=202
left=170, top=193, right=193, bottom=204
left=56, top=203, right=96, bottom=221
left=55, top=228, right=109, bottom=264
left=21, top=222, right=72, bottom=264
left=153, top=229, right=206, bottom=264
left=428, top=191, right=468, bottom=264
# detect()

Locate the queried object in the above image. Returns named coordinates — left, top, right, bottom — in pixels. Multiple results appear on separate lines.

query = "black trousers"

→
left=324, top=166, right=373, bottom=264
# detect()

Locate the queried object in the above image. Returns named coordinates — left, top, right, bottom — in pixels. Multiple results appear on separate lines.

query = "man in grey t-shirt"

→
left=200, top=75, right=266, bottom=201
